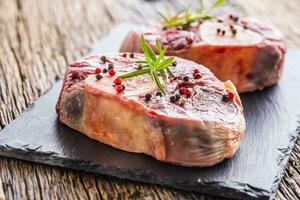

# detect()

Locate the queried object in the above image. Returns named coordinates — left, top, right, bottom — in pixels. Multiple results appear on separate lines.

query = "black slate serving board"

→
left=0, top=24, right=300, bottom=200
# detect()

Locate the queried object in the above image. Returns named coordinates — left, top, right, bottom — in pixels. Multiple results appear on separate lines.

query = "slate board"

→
left=0, top=24, right=300, bottom=200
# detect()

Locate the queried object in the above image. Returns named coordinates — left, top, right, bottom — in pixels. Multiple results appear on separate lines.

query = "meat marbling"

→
left=56, top=53, right=245, bottom=167
left=120, top=14, right=286, bottom=93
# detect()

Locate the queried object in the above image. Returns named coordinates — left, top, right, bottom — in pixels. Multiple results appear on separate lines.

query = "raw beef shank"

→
left=56, top=53, right=245, bottom=166
left=120, top=14, right=286, bottom=92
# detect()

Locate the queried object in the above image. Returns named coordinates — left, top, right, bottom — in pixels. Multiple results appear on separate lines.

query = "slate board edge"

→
left=0, top=139, right=269, bottom=200
left=270, top=124, right=300, bottom=200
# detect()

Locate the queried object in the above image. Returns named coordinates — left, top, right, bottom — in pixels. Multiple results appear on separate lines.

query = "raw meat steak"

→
left=56, top=53, right=245, bottom=166
left=120, top=14, right=286, bottom=93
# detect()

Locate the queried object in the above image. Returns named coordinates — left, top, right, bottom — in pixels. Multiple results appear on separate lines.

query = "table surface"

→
left=0, top=0, right=299, bottom=199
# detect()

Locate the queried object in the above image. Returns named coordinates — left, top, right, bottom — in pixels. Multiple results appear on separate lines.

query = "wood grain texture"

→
left=0, top=0, right=299, bottom=199
left=0, top=178, right=4, bottom=200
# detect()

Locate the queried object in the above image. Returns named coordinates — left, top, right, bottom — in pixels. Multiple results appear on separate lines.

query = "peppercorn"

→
left=115, top=85, right=125, bottom=93
left=185, top=89, right=192, bottom=97
left=101, top=55, right=107, bottom=63
left=217, top=19, right=223, bottom=23
left=122, top=53, right=127, bottom=58
left=172, top=61, right=177, bottom=67
left=108, top=65, right=114, bottom=70
left=221, top=30, right=226, bottom=35
left=186, top=37, right=193, bottom=44
left=137, top=64, right=143, bottom=70
left=217, top=28, right=221, bottom=34
left=175, top=94, right=180, bottom=101
left=114, top=78, right=122, bottom=85
left=222, top=94, right=229, bottom=102
left=179, top=87, right=187, bottom=95
left=95, top=68, right=101, bottom=74
left=102, top=68, right=108, bottom=73
left=183, top=76, right=189, bottom=82
left=194, top=73, right=202, bottom=79
left=228, top=92, right=234, bottom=100
left=129, top=53, right=134, bottom=58
left=170, top=95, right=176, bottom=103
left=156, top=91, right=162, bottom=97
left=95, top=74, right=103, bottom=80
left=193, top=69, right=200, bottom=74
left=108, top=63, right=114, bottom=68
left=108, top=69, right=116, bottom=76
left=145, top=93, right=152, bottom=101
left=232, top=29, right=237, bottom=36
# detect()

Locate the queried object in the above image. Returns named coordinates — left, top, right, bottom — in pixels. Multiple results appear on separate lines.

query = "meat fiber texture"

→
left=56, top=53, right=245, bottom=167
left=120, top=14, right=286, bottom=93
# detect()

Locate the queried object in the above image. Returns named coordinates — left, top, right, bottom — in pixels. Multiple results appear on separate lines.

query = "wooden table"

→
left=0, top=0, right=299, bottom=199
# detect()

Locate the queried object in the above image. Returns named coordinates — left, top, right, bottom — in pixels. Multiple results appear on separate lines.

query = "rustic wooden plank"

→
left=0, top=0, right=299, bottom=199
left=0, top=178, right=4, bottom=200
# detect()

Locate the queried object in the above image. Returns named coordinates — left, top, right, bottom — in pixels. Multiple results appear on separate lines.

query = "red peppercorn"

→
left=186, top=37, right=193, bottom=45
left=114, top=78, right=122, bottom=85
left=179, top=87, right=187, bottom=95
left=193, top=69, right=200, bottom=74
left=115, top=85, right=124, bottom=93
left=95, top=68, right=101, bottom=74
left=108, top=69, right=116, bottom=76
left=228, top=92, right=234, bottom=100
left=122, top=53, right=127, bottom=58
left=194, top=73, right=202, bottom=79
left=185, top=89, right=192, bottom=97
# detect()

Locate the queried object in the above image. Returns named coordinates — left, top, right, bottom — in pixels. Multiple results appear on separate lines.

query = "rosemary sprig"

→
left=119, top=36, right=175, bottom=95
left=159, top=0, right=225, bottom=29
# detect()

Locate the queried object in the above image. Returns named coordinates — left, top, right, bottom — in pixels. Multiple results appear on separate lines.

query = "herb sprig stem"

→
left=159, top=0, right=225, bottom=29
left=119, top=36, right=174, bottom=95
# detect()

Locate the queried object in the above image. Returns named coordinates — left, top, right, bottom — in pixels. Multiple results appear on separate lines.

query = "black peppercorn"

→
left=170, top=95, right=176, bottom=103
left=137, top=64, right=143, bottom=70
left=108, top=65, right=114, bottom=70
left=95, top=74, right=103, bottom=80
left=101, top=55, right=107, bottom=63
left=172, top=61, right=177, bottom=67
left=232, top=29, right=237, bottom=36
left=102, top=68, right=108, bottom=73
left=217, top=28, right=221, bottom=34
left=222, top=94, right=229, bottom=102
left=183, top=76, right=189, bottom=82
left=145, top=93, right=152, bottom=101
left=156, top=91, right=162, bottom=97
left=221, top=30, right=226, bottom=35
left=175, top=94, right=180, bottom=101
left=129, top=53, right=134, bottom=58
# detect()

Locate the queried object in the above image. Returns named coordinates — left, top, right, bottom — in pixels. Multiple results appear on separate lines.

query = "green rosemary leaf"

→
left=141, top=35, right=156, bottom=63
left=119, top=68, right=150, bottom=78
left=157, top=57, right=175, bottom=70
left=159, top=69, right=167, bottom=81
left=166, top=67, right=175, bottom=78
left=151, top=70, right=165, bottom=94
left=136, top=60, right=147, bottom=64
left=156, top=40, right=163, bottom=52
left=212, top=0, right=224, bottom=9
